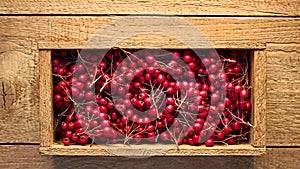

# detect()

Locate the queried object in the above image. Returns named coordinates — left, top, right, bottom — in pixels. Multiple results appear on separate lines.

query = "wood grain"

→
left=40, top=144, right=264, bottom=156
left=0, top=0, right=299, bottom=16
left=266, top=43, right=300, bottom=146
left=39, top=50, right=54, bottom=147
left=0, top=17, right=299, bottom=49
left=251, top=50, right=267, bottom=147
left=0, top=145, right=299, bottom=169
left=0, top=37, right=39, bottom=143
left=0, top=80, right=16, bottom=109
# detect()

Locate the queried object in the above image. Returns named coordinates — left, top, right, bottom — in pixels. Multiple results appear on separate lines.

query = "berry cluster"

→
left=53, top=49, right=252, bottom=147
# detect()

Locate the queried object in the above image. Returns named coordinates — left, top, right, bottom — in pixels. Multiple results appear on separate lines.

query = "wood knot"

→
left=0, top=80, right=16, bottom=109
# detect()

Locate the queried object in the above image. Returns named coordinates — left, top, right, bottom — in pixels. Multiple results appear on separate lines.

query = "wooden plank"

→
left=39, top=50, right=54, bottom=147
left=266, top=43, right=300, bottom=84
left=40, top=144, right=264, bottom=156
left=0, top=145, right=299, bottom=169
left=251, top=50, right=267, bottom=147
left=0, top=0, right=299, bottom=16
left=0, top=37, right=39, bottom=143
left=0, top=17, right=299, bottom=49
left=266, top=43, right=300, bottom=146
left=253, top=148, right=300, bottom=169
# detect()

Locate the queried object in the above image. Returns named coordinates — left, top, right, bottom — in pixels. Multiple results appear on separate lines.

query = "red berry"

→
left=146, top=56, right=155, bottom=63
left=223, top=125, right=232, bottom=133
left=61, top=122, right=68, bottom=130
left=172, top=51, right=180, bottom=59
left=90, top=120, right=99, bottom=127
left=165, top=105, right=174, bottom=114
left=134, top=134, right=142, bottom=143
left=85, top=91, right=94, bottom=100
left=222, top=118, right=231, bottom=125
left=111, top=112, right=118, bottom=120
left=187, top=62, right=196, bottom=70
left=205, top=138, right=214, bottom=147
left=52, top=59, right=60, bottom=67
left=157, top=74, right=165, bottom=84
left=232, top=121, right=241, bottom=131
left=103, top=127, right=112, bottom=137
left=208, top=64, right=218, bottom=74
left=166, top=87, right=175, bottom=94
left=148, top=132, right=156, bottom=142
left=183, top=55, right=193, bottom=63
left=101, top=120, right=111, bottom=127
left=240, top=89, right=250, bottom=98
left=217, top=131, right=225, bottom=140
left=78, top=134, right=88, bottom=144
left=193, top=123, right=202, bottom=132
left=75, top=128, right=84, bottom=134
left=160, top=132, right=169, bottom=141
left=166, top=97, right=175, bottom=105
left=62, top=137, right=70, bottom=146
left=66, top=114, right=74, bottom=122
left=193, top=134, right=201, bottom=144
left=227, top=138, right=236, bottom=145
left=71, top=133, right=79, bottom=142
left=65, top=130, right=72, bottom=138
left=54, top=94, right=62, bottom=102
left=68, top=122, right=75, bottom=131
left=156, top=121, right=164, bottom=129
left=235, top=85, right=242, bottom=94
left=78, top=74, right=88, bottom=82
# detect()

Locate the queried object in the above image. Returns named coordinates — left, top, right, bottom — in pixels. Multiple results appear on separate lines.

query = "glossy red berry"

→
left=62, top=137, right=71, bottom=146
left=193, top=123, right=202, bottom=132
left=232, top=121, right=241, bottom=131
left=54, top=94, right=62, bottom=102
left=235, top=85, right=242, bottom=94
left=240, top=89, right=250, bottom=98
left=166, top=97, right=175, bottom=105
left=65, top=130, right=72, bottom=138
left=183, top=55, right=193, bottom=63
left=78, top=134, right=88, bottom=144
left=71, top=133, right=79, bottom=142
left=217, top=131, right=225, bottom=140
left=157, top=74, right=165, bottom=84
left=205, top=138, right=214, bottom=147
left=147, top=124, right=155, bottom=132
left=223, top=125, right=232, bottom=133
left=165, top=105, right=175, bottom=114
left=61, top=122, right=68, bottom=130
left=67, top=122, right=75, bottom=131
left=227, top=138, right=236, bottom=145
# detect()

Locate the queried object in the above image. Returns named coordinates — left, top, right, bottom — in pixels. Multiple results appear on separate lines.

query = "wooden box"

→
left=39, top=45, right=266, bottom=155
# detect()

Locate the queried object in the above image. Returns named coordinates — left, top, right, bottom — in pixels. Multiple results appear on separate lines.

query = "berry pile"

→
left=53, top=49, right=252, bottom=147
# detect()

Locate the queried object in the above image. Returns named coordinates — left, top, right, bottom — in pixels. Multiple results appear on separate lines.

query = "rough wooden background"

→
left=0, top=0, right=299, bottom=168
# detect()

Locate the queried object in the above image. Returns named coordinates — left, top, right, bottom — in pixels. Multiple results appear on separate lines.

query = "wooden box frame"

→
left=39, top=49, right=266, bottom=156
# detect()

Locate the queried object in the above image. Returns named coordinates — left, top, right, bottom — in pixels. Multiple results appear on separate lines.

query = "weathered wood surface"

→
left=266, top=43, right=300, bottom=146
left=0, top=37, right=39, bottom=143
left=40, top=144, right=265, bottom=156
left=0, top=16, right=299, bottom=145
left=0, top=0, right=299, bottom=16
left=251, top=50, right=267, bottom=147
left=0, top=17, right=298, bottom=49
left=0, top=145, right=299, bottom=169
left=39, top=50, right=54, bottom=147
